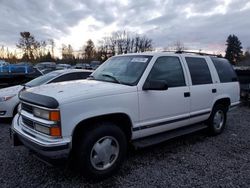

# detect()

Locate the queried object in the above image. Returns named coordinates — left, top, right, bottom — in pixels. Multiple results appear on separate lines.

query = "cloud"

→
left=0, top=0, right=249, bottom=54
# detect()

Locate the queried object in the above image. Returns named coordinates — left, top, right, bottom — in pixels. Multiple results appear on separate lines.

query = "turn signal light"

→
left=49, top=111, right=60, bottom=121
left=50, top=127, right=61, bottom=137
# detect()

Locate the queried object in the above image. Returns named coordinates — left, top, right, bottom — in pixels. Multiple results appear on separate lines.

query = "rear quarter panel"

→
left=213, top=82, right=240, bottom=105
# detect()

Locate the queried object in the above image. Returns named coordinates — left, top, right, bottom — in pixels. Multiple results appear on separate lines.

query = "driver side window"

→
left=147, top=56, right=186, bottom=87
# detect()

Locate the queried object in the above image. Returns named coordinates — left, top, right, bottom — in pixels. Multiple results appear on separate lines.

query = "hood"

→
left=26, top=79, right=137, bottom=104
left=0, top=85, right=23, bottom=96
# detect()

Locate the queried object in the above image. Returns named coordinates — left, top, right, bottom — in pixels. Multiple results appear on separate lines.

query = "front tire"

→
left=74, top=122, right=127, bottom=180
left=206, top=104, right=227, bottom=135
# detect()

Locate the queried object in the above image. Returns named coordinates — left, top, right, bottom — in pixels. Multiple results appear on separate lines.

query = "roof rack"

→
left=162, top=50, right=222, bottom=57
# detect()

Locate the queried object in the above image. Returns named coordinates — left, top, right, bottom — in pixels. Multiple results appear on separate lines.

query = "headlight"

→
left=33, top=107, right=60, bottom=121
left=35, top=123, right=50, bottom=135
left=33, top=108, right=49, bottom=119
left=0, top=94, right=16, bottom=102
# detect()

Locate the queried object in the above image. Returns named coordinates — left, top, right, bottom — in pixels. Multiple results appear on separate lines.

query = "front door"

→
left=136, top=56, right=190, bottom=137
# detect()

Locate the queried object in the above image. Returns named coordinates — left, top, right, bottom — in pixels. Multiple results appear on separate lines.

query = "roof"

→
left=115, top=51, right=220, bottom=58
left=234, top=66, right=250, bottom=70
left=37, top=62, right=56, bottom=64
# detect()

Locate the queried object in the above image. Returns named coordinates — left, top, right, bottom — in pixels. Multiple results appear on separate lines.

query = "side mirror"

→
left=143, top=80, right=168, bottom=90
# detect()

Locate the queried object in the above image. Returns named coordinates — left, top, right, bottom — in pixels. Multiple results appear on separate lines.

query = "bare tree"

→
left=173, top=40, right=185, bottom=52
left=134, top=35, right=140, bottom=53
left=0, top=45, right=4, bottom=59
left=98, top=30, right=153, bottom=56
left=84, top=39, right=96, bottom=61
left=48, top=39, right=55, bottom=58
left=245, top=47, right=250, bottom=56
left=39, top=40, right=47, bottom=57
left=62, top=44, right=74, bottom=60
left=138, top=36, right=153, bottom=52
left=109, top=35, right=117, bottom=56
left=97, top=38, right=110, bottom=61
left=16, top=32, right=40, bottom=62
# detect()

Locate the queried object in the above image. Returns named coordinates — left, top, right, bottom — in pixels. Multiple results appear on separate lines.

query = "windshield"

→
left=25, top=71, right=61, bottom=87
left=92, top=55, right=152, bottom=86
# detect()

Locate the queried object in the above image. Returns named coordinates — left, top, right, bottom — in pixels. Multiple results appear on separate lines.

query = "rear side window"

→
left=147, top=56, right=186, bottom=87
left=211, top=57, right=238, bottom=83
left=185, top=57, right=212, bottom=85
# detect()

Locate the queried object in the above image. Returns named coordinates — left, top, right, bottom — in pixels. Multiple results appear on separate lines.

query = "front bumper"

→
left=11, top=115, right=71, bottom=161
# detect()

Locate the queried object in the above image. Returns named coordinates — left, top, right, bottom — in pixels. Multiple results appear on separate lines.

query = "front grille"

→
left=22, top=116, right=34, bottom=129
left=22, top=103, right=33, bottom=114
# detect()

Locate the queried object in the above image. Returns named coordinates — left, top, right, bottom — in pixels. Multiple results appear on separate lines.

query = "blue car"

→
left=0, top=63, right=33, bottom=74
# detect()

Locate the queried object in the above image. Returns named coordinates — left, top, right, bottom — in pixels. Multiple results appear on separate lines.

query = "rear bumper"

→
left=11, top=115, right=71, bottom=161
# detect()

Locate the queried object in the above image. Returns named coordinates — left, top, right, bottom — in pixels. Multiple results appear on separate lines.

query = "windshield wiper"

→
left=87, top=75, right=95, bottom=80
left=21, top=83, right=27, bottom=88
left=101, top=73, right=121, bottom=84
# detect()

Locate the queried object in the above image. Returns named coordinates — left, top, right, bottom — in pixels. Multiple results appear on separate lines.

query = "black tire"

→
left=206, top=104, right=228, bottom=135
left=74, top=122, right=127, bottom=180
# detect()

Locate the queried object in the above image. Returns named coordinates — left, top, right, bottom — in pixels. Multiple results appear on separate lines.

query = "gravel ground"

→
left=0, top=106, right=250, bottom=188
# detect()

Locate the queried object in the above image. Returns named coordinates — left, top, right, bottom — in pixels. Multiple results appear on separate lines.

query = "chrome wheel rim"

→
left=213, top=110, right=224, bottom=130
left=90, top=136, right=119, bottom=171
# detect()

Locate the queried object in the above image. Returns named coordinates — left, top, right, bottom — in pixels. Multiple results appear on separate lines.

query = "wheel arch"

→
left=71, top=113, right=133, bottom=148
left=212, top=97, right=231, bottom=111
left=12, top=102, right=20, bottom=117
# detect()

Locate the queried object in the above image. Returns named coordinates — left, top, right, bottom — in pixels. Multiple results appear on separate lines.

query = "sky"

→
left=0, top=0, right=250, bottom=56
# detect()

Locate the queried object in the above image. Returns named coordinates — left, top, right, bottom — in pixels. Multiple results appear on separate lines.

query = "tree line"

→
left=0, top=31, right=249, bottom=65
left=61, top=30, right=153, bottom=63
left=0, top=30, right=153, bottom=64
left=0, top=32, right=55, bottom=63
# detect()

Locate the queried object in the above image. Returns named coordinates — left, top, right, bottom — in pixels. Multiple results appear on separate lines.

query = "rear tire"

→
left=74, top=122, right=127, bottom=180
left=206, top=104, right=227, bottom=135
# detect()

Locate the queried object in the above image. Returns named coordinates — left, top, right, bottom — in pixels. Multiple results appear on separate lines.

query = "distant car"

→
left=0, top=68, right=43, bottom=89
left=16, top=62, right=32, bottom=66
left=0, top=61, right=9, bottom=73
left=75, top=63, right=91, bottom=69
left=39, top=68, right=54, bottom=75
left=0, top=62, right=34, bottom=74
left=90, top=60, right=101, bottom=70
left=0, top=69, right=93, bottom=118
left=56, top=64, right=72, bottom=70
left=235, top=67, right=250, bottom=101
left=0, top=60, right=9, bottom=67
left=34, top=62, right=56, bottom=70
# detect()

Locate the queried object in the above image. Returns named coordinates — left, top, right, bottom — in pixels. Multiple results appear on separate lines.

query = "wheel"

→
left=206, top=104, right=227, bottom=135
left=74, top=122, right=127, bottom=180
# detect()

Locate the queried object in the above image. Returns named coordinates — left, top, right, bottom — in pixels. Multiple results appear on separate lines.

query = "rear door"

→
left=182, top=56, right=215, bottom=123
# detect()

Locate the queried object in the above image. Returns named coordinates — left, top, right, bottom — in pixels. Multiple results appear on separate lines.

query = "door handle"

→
left=212, top=89, right=217, bottom=93
left=184, top=92, right=190, bottom=97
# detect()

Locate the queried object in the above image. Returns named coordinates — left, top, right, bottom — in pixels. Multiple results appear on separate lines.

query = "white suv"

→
left=11, top=52, right=240, bottom=179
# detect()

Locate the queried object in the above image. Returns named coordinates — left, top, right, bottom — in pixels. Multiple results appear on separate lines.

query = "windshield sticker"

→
left=131, top=58, right=148, bottom=63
